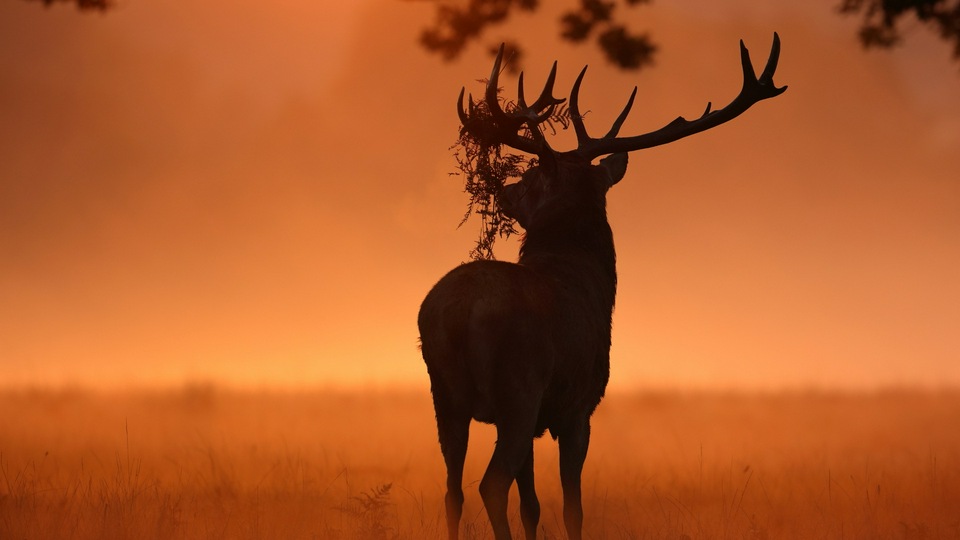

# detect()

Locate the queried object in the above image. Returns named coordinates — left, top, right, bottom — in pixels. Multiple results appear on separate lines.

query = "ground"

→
left=1, top=386, right=958, bottom=539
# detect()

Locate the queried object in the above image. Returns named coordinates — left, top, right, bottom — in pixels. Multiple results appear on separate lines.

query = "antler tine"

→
left=573, top=33, right=787, bottom=161
left=517, top=71, right=527, bottom=109
left=739, top=39, right=758, bottom=84
left=457, top=87, right=469, bottom=126
left=604, top=87, right=637, bottom=138
left=485, top=44, right=511, bottom=124
left=529, top=61, right=564, bottom=113
left=569, top=66, right=590, bottom=146
left=760, top=32, right=781, bottom=83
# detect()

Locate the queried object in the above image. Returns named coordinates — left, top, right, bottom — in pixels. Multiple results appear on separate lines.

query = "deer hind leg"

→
left=557, top=417, right=591, bottom=540
left=516, top=442, right=540, bottom=540
left=479, top=403, right=540, bottom=540
left=433, top=395, right=470, bottom=540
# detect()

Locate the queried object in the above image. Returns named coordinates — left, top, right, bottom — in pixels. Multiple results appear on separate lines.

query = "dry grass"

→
left=1, top=386, right=959, bottom=539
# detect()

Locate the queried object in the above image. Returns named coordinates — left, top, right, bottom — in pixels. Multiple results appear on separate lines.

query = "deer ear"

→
left=599, top=153, right=628, bottom=187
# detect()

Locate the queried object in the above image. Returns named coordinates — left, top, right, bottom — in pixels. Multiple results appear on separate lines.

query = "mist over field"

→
left=2, top=0, right=958, bottom=391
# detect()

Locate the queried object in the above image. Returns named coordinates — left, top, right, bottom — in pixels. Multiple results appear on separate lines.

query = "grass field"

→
left=1, top=386, right=958, bottom=539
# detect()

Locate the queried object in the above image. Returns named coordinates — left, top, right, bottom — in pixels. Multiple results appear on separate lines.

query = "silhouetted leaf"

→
left=29, top=0, right=110, bottom=10
left=560, top=12, right=595, bottom=42
left=598, top=25, right=657, bottom=69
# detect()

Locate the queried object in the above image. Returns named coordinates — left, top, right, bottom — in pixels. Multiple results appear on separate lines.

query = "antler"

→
left=457, top=44, right=566, bottom=155
left=571, top=33, right=788, bottom=161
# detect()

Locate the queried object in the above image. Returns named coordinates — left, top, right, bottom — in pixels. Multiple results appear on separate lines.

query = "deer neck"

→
left=518, top=212, right=617, bottom=309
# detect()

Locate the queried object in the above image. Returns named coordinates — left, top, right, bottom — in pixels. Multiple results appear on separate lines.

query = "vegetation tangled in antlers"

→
left=453, top=84, right=571, bottom=260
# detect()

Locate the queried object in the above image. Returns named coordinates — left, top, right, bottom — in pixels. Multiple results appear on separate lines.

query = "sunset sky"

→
left=1, top=0, right=958, bottom=391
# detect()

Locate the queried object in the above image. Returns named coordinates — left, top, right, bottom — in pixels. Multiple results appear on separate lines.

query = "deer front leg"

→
left=557, top=417, right=590, bottom=540
left=480, top=404, right=540, bottom=540
left=516, top=443, right=540, bottom=539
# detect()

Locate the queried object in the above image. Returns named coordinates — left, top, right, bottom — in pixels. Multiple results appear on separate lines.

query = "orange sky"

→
left=1, top=0, right=958, bottom=390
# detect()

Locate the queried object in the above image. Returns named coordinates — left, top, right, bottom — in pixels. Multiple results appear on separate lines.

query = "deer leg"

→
left=479, top=405, right=539, bottom=540
left=434, top=397, right=470, bottom=540
left=557, top=417, right=590, bottom=540
left=516, top=442, right=540, bottom=540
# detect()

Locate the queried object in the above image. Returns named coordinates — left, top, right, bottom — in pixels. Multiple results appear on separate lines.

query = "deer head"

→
left=457, top=35, right=787, bottom=234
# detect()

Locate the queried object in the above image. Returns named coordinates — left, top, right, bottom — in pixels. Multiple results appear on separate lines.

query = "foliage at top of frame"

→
left=838, top=0, right=960, bottom=61
left=420, top=0, right=656, bottom=72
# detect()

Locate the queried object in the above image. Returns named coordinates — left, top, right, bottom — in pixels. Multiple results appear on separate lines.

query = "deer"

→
left=418, top=34, right=786, bottom=540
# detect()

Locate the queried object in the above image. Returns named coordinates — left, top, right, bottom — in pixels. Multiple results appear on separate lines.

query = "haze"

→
left=1, top=0, right=958, bottom=390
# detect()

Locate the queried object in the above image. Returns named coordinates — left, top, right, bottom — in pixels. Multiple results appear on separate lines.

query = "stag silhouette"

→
left=419, top=35, right=786, bottom=540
